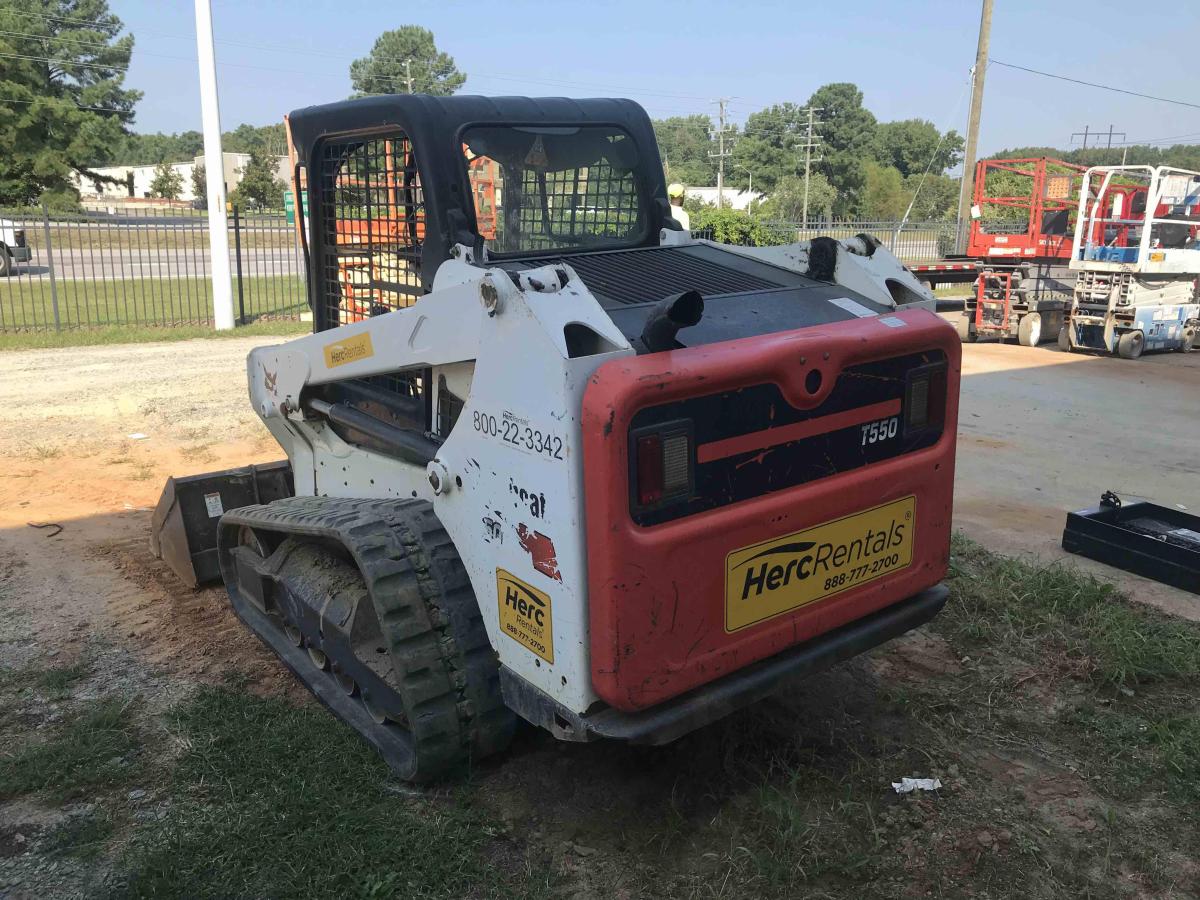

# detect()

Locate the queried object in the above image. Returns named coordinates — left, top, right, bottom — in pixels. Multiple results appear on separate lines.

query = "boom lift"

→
left=1061, top=165, right=1200, bottom=358
left=153, top=95, right=960, bottom=781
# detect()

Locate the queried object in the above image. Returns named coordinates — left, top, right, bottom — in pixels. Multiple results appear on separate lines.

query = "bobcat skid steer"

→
left=152, top=95, right=960, bottom=781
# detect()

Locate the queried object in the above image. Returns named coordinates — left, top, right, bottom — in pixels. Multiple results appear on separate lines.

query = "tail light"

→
left=632, top=422, right=693, bottom=510
left=903, top=361, right=947, bottom=436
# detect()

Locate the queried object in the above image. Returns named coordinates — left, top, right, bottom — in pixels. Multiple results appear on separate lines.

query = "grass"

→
left=0, top=318, right=309, bottom=351
left=108, top=686, right=540, bottom=900
left=941, top=534, right=1200, bottom=686
left=0, top=273, right=307, bottom=332
left=0, top=698, right=141, bottom=802
left=4, top=540, right=1199, bottom=898
left=0, top=660, right=90, bottom=699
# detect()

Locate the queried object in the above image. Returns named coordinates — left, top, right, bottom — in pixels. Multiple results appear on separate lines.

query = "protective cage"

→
left=315, top=131, right=425, bottom=330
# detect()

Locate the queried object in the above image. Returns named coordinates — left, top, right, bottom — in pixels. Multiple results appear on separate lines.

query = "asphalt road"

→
left=4, top=246, right=303, bottom=281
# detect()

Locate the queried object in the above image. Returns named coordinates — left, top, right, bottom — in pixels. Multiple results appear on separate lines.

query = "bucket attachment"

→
left=150, top=461, right=293, bottom=587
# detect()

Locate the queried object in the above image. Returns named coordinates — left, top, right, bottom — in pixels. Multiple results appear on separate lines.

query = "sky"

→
left=109, top=0, right=1200, bottom=162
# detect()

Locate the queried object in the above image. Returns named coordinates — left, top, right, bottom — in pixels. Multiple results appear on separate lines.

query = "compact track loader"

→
left=153, top=95, right=961, bottom=781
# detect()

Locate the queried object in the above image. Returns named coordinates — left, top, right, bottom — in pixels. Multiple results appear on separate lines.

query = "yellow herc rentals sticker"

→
left=724, top=496, right=915, bottom=632
left=323, top=332, right=374, bottom=368
left=496, top=569, right=554, bottom=663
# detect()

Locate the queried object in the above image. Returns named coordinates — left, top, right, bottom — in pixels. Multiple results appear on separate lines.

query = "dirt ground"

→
left=1, top=333, right=1198, bottom=897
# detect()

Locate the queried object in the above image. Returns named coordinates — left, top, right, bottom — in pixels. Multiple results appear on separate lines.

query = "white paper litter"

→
left=127, top=432, right=148, bottom=440
left=892, top=777, right=942, bottom=794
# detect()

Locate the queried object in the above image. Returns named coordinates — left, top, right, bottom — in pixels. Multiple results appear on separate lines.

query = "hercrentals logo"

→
left=496, top=569, right=554, bottom=663
left=724, top=496, right=915, bottom=632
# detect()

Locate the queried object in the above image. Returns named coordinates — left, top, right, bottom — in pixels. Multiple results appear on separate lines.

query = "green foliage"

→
left=0, top=0, right=141, bottom=205
left=115, top=124, right=285, bottom=167
left=0, top=698, right=140, bottom=801
left=110, top=686, right=527, bottom=899
left=943, top=535, right=1200, bottom=686
left=116, top=130, right=203, bottom=166
left=692, top=207, right=786, bottom=246
left=148, top=162, right=183, bottom=200
left=232, top=150, right=284, bottom=208
left=903, top=172, right=959, bottom=221
left=755, top=173, right=836, bottom=222
left=805, top=83, right=877, bottom=216
left=190, top=163, right=206, bottom=203
left=350, top=26, right=465, bottom=97
left=860, top=162, right=907, bottom=219
left=223, top=122, right=286, bottom=156
left=873, top=118, right=963, bottom=177
left=653, top=115, right=716, bottom=186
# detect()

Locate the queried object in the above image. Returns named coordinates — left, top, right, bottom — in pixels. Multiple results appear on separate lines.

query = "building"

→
left=684, top=187, right=763, bottom=212
left=73, top=152, right=290, bottom=205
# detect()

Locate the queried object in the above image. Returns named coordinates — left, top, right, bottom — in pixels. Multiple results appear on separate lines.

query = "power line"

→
left=991, top=59, right=1200, bottom=111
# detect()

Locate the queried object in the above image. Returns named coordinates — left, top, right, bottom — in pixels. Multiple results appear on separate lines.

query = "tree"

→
left=149, top=161, right=183, bottom=200
left=653, top=115, right=716, bottom=185
left=902, top=172, right=959, bottom=221
left=805, top=83, right=877, bottom=216
left=873, top=119, right=963, bottom=178
left=191, top=164, right=207, bottom=205
left=116, top=130, right=203, bottom=166
left=350, top=27, right=465, bottom=97
left=757, top=173, right=837, bottom=222
left=860, top=162, right=907, bottom=219
left=0, top=0, right=141, bottom=205
left=224, top=122, right=287, bottom=156
left=232, top=150, right=284, bottom=208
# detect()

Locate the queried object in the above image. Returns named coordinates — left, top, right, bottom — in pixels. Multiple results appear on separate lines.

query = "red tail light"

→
left=636, top=434, right=663, bottom=506
left=633, top=423, right=693, bottom=510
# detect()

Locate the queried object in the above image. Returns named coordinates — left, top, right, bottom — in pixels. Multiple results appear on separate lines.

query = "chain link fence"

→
left=0, top=205, right=307, bottom=332
left=0, top=208, right=958, bottom=333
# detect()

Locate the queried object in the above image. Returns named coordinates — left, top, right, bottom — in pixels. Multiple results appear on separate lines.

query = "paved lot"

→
left=952, top=335, right=1200, bottom=618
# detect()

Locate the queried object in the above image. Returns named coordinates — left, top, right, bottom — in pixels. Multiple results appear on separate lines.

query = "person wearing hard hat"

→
left=667, top=183, right=690, bottom=231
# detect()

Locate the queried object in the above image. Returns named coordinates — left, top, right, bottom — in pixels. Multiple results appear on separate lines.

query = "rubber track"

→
left=219, top=496, right=514, bottom=780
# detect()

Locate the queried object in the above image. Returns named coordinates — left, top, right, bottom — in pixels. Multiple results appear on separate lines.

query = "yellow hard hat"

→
left=667, top=182, right=685, bottom=198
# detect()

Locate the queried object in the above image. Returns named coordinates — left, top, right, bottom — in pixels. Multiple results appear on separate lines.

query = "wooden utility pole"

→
left=955, top=0, right=993, bottom=252
left=799, top=106, right=823, bottom=226
left=709, top=98, right=733, bottom=208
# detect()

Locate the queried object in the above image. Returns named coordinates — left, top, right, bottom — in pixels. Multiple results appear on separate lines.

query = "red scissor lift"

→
left=958, top=157, right=1088, bottom=346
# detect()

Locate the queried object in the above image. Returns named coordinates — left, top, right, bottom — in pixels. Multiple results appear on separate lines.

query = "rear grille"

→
left=514, top=246, right=785, bottom=306
left=628, top=350, right=948, bottom=525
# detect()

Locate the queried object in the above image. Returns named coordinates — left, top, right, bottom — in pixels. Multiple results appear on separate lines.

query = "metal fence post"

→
left=41, top=204, right=61, bottom=332
left=232, top=204, right=245, bottom=325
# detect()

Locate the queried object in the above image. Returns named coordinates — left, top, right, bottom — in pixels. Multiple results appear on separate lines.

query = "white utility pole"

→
left=405, top=59, right=414, bottom=93
left=799, top=106, right=823, bottom=226
left=194, top=0, right=234, bottom=330
left=709, top=98, right=733, bottom=209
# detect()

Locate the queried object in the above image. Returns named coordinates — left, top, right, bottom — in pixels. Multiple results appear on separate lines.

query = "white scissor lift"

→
left=1061, top=165, right=1200, bottom=359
